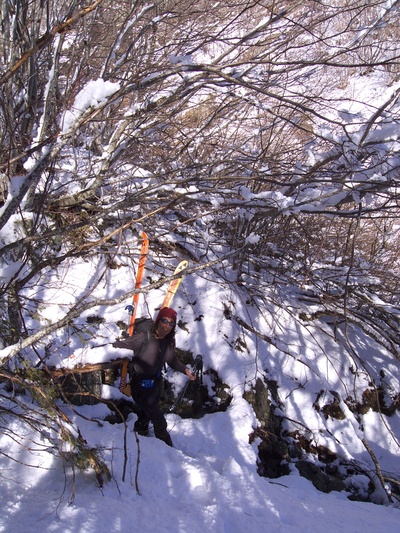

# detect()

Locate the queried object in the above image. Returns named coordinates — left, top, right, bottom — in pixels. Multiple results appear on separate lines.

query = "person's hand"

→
left=185, top=367, right=196, bottom=380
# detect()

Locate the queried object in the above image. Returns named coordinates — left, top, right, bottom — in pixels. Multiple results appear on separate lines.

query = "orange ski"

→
left=119, top=232, right=149, bottom=394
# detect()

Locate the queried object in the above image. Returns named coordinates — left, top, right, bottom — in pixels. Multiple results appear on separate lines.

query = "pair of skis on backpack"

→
left=119, top=232, right=188, bottom=396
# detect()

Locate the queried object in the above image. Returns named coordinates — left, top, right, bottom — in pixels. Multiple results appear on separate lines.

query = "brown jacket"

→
left=113, top=331, right=186, bottom=377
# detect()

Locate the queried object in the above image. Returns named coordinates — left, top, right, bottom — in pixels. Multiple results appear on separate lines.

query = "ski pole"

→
left=171, top=355, right=203, bottom=410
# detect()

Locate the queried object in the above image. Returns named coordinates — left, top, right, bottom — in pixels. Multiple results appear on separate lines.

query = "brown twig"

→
left=0, top=1, right=104, bottom=86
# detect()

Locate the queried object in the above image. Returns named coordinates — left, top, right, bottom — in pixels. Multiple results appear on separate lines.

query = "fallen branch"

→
left=48, top=358, right=126, bottom=376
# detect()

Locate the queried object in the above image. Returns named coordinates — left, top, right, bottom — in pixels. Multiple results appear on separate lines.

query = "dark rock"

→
left=246, top=378, right=290, bottom=478
left=295, top=460, right=346, bottom=493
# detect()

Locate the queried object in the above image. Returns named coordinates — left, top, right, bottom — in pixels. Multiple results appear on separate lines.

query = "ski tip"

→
left=175, top=260, right=189, bottom=272
left=140, top=233, right=149, bottom=246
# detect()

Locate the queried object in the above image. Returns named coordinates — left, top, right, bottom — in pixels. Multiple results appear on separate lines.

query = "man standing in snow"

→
left=113, top=307, right=196, bottom=447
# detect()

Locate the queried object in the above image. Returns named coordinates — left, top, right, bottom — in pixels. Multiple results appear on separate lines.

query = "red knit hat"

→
left=155, top=307, right=177, bottom=324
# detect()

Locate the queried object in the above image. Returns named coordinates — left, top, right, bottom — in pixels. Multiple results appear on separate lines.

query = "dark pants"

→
left=130, top=375, right=172, bottom=446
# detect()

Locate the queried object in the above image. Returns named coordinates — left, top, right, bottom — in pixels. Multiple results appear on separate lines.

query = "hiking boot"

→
left=134, top=421, right=149, bottom=436
left=155, top=430, right=173, bottom=447
left=135, top=428, right=149, bottom=437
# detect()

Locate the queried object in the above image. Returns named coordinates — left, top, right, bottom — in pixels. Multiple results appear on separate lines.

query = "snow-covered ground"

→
left=1, top=396, right=399, bottom=533
left=1, top=259, right=399, bottom=532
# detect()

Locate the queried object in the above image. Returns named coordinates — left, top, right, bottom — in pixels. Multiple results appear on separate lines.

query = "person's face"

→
left=156, top=317, right=175, bottom=338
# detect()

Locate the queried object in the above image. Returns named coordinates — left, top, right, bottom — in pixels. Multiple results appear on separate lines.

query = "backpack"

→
left=127, top=317, right=154, bottom=372
left=132, top=317, right=154, bottom=337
